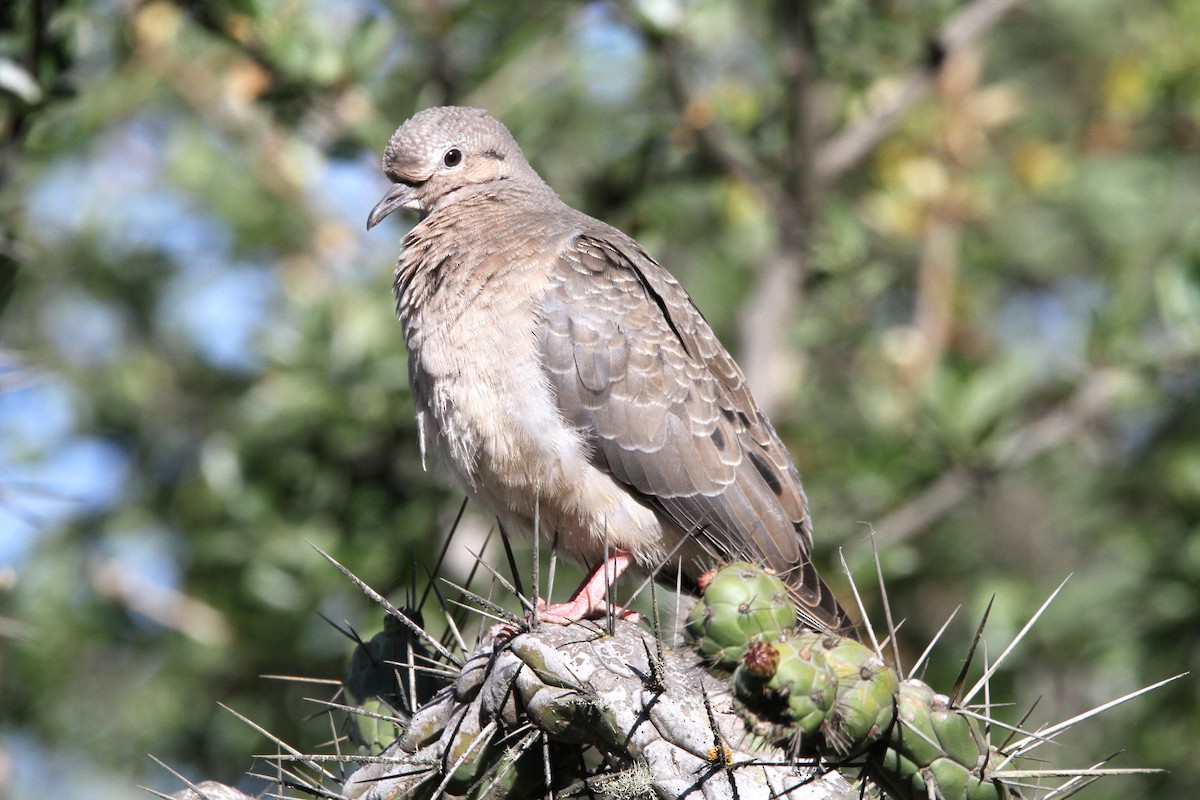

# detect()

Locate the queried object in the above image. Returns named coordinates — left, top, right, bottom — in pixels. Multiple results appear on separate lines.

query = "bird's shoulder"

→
left=535, top=214, right=827, bottom=595
left=542, top=214, right=769, bottom=425
left=539, top=211, right=806, bottom=486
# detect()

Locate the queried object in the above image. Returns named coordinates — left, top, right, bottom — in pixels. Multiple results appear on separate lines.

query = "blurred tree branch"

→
left=814, top=0, right=1026, bottom=181
left=734, top=0, right=820, bottom=414
left=874, top=368, right=1134, bottom=546
left=617, top=0, right=1025, bottom=415
left=615, top=1, right=782, bottom=209
left=0, top=0, right=70, bottom=164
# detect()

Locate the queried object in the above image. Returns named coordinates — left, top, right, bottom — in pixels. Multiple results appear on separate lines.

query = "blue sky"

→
left=0, top=109, right=394, bottom=571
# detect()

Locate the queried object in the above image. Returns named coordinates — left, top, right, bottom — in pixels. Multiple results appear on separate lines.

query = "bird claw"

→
left=485, top=598, right=639, bottom=643
left=535, top=596, right=640, bottom=626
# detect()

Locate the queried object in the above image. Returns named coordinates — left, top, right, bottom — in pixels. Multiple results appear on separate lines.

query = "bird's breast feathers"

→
left=398, top=236, right=667, bottom=565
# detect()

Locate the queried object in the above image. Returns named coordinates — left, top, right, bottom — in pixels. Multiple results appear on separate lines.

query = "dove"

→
left=368, top=106, right=854, bottom=635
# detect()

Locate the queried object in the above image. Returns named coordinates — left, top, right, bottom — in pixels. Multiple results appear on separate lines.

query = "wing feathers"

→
left=539, top=227, right=853, bottom=635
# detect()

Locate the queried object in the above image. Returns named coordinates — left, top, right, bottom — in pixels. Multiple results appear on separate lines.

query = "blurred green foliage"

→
left=1, top=0, right=1198, bottom=798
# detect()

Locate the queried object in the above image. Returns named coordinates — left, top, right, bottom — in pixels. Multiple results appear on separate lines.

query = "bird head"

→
left=367, top=106, right=544, bottom=228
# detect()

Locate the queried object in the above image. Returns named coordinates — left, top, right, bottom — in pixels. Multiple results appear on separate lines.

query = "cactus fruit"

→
left=734, top=636, right=838, bottom=740
left=685, top=561, right=798, bottom=666
left=692, top=562, right=1022, bottom=800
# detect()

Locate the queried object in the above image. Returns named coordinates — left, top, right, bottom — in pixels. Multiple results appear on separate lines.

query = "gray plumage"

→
left=368, top=106, right=853, bottom=635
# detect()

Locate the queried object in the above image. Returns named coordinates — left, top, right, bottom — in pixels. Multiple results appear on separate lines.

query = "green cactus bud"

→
left=880, top=680, right=1017, bottom=800
left=347, top=697, right=401, bottom=753
left=894, top=679, right=945, bottom=768
left=930, top=692, right=986, bottom=769
left=925, top=757, right=1014, bottom=800
left=686, top=562, right=799, bottom=668
left=818, top=635, right=898, bottom=757
left=925, top=758, right=973, bottom=798
left=878, top=743, right=921, bottom=784
left=966, top=772, right=1015, bottom=800
left=733, top=634, right=837, bottom=738
left=741, top=639, right=782, bottom=679
left=687, top=565, right=1027, bottom=800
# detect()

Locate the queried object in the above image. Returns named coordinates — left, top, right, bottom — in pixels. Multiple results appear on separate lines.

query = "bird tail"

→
left=780, top=557, right=860, bottom=640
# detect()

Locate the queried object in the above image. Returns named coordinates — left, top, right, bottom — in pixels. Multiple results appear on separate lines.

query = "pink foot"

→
left=536, top=551, right=639, bottom=626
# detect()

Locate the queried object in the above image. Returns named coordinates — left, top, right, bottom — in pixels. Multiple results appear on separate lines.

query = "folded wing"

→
left=538, top=229, right=854, bottom=635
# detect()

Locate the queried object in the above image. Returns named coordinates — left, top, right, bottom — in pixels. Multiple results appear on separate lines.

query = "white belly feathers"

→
left=408, top=275, right=667, bottom=570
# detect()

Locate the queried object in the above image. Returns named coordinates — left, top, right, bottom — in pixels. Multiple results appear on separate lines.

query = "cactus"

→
left=685, top=561, right=799, bottom=665
left=343, top=609, right=441, bottom=753
left=872, top=680, right=1018, bottom=800
left=689, top=562, right=1022, bottom=800
left=733, top=636, right=837, bottom=741
left=341, top=619, right=855, bottom=800
left=208, top=551, right=1160, bottom=800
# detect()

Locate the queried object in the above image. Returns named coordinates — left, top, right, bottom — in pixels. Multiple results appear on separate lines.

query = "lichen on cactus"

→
left=685, top=561, right=799, bottom=667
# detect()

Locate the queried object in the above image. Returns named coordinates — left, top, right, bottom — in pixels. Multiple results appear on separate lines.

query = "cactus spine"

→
left=687, top=562, right=1021, bottom=800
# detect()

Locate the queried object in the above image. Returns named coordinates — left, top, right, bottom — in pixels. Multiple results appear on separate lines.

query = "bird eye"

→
left=442, top=148, right=463, bottom=168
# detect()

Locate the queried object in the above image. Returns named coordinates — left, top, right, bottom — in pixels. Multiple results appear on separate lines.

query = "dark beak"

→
left=367, top=182, right=415, bottom=230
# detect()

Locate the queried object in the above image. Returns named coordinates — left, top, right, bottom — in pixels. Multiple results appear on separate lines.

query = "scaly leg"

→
left=536, top=550, right=638, bottom=625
